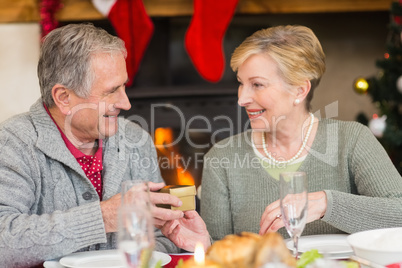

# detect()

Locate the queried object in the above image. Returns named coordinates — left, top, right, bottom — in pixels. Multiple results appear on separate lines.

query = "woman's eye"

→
left=253, top=83, right=263, bottom=88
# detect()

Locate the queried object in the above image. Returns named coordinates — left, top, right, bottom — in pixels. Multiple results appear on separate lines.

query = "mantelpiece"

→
left=0, top=0, right=395, bottom=23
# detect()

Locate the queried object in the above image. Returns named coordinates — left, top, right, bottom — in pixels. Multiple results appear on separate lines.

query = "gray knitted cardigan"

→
left=0, top=99, right=179, bottom=267
left=201, top=118, right=402, bottom=241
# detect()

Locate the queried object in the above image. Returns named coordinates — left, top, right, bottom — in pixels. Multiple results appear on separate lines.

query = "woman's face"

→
left=237, top=53, right=297, bottom=131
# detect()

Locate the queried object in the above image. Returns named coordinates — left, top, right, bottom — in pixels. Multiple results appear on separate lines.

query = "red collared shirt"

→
left=44, top=104, right=103, bottom=200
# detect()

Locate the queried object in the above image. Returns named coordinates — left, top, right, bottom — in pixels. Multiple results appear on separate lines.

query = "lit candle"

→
left=194, top=242, right=205, bottom=265
left=181, top=243, right=221, bottom=268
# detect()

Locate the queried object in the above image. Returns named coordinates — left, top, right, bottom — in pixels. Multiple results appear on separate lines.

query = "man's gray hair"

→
left=38, top=23, right=127, bottom=107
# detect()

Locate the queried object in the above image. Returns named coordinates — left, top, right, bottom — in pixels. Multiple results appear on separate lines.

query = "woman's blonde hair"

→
left=230, top=25, right=326, bottom=111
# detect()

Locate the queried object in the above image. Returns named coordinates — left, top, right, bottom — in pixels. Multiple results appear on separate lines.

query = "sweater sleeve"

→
left=154, top=228, right=181, bottom=254
left=0, top=129, right=106, bottom=267
left=200, top=149, right=233, bottom=241
left=322, top=125, right=402, bottom=233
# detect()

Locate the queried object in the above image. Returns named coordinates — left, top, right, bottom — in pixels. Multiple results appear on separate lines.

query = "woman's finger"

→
left=260, top=200, right=280, bottom=226
left=259, top=210, right=282, bottom=235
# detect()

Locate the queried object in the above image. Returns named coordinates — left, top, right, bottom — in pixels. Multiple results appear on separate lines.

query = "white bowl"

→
left=347, top=227, right=402, bottom=266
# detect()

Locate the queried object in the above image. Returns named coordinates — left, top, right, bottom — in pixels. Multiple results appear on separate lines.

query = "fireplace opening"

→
left=154, top=127, right=195, bottom=186
left=122, top=92, right=249, bottom=188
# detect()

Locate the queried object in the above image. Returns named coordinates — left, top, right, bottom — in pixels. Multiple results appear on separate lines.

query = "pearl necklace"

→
left=261, top=112, right=314, bottom=165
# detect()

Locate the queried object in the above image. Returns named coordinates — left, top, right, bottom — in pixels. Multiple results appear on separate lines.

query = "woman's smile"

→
left=247, top=109, right=266, bottom=119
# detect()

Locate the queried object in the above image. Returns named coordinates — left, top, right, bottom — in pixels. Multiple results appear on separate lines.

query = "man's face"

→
left=65, top=52, right=131, bottom=145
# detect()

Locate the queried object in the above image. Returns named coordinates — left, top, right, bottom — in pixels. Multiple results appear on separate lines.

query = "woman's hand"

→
left=259, top=191, right=327, bottom=235
left=161, top=210, right=211, bottom=252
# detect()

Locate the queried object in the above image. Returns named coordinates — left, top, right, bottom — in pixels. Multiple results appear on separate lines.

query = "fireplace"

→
left=68, top=12, right=387, bottom=187
left=114, top=16, right=259, bottom=187
left=121, top=86, right=248, bottom=187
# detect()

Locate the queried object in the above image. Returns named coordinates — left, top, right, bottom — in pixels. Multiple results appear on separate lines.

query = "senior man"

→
left=0, top=23, right=210, bottom=267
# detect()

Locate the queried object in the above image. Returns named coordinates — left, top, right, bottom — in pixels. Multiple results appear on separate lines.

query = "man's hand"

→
left=161, top=211, right=211, bottom=252
left=100, top=193, right=122, bottom=233
left=148, top=182, right=184, bottom=228
left=100, top=181, right=186, bottom=233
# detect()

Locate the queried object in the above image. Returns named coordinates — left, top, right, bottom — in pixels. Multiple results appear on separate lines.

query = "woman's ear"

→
left=51, top=84, right=72, bottom=116
left=296, top=79, right=311, bottom=102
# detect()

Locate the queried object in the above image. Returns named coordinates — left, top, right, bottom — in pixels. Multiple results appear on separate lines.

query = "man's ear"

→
left=52, top=84, right=72, bottom=116
left=296, top=79, right=311, bottom=102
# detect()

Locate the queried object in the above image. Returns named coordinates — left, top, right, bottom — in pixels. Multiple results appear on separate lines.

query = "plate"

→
left=43, top=259, right=63, bottom=268
left=59, top=250, right=171, bottom=268
left=285, top=234, right=353, bottom=259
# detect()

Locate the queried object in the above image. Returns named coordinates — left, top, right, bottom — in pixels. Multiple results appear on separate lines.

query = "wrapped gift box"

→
left=157, top=185, right=196, bottom=211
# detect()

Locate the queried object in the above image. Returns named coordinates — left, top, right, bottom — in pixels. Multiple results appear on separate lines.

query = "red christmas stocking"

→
left=185, top=0, right=239, bottom=82
left=93, top=0, right=154, bottom=86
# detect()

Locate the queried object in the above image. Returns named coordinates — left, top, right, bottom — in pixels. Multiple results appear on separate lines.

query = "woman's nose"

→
left=238, top=88, right=253, bottom=107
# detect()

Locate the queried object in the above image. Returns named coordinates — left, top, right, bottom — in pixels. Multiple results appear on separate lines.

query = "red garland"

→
left=40, top=0, right=63, bottom=38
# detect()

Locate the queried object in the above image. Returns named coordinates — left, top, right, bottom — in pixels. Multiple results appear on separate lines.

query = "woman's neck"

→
left=266, top=112, right=312, bottom=147
left=253, top=112, right=318, bottom=163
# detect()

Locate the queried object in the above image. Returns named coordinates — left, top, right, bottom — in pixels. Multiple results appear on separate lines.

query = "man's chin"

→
left=99, top=126, right=119, bottom=139
left=100, top=117, right=119, bottom=135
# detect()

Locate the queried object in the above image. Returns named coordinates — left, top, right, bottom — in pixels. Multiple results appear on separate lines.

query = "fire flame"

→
left=154, top=127, right=195, bottom=185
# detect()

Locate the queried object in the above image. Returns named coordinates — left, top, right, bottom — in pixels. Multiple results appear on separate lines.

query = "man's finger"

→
left=149, top=192, right=182, bottom=207
left=161, top=220, right=179, bottom=236
left=148, top=182, right=165, bottom=192
left=151, top=206, right=184, bottom=221
left=183, top=210, right=198, bottom=219
left=153, top=218, right=167, bottom=229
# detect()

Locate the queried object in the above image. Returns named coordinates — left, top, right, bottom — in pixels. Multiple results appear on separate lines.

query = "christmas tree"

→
left=354, top=1, right=402, bottom=174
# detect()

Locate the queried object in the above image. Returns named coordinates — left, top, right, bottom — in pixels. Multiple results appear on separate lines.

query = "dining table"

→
left=41, top=232, right=402, bottom=268
left=42, top=252, right=194, bottom=268
left=42, top=234, right=350, bottom=267
left=163, top=253, right=193, bottom=268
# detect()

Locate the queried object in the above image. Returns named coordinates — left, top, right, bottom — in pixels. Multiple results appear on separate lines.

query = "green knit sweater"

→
left=200, top=119, right=402, bottom=241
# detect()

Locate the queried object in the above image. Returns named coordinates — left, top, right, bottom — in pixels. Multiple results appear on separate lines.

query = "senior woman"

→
left=200, top=25, right=402, bottom=241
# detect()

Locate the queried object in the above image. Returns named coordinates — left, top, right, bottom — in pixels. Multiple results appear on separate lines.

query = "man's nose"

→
left=115, top=89, right=131, bottom=111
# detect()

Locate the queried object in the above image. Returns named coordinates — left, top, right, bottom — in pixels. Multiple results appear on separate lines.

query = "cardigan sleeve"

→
left=322, top=124, right=402, bottom=233
left=200, top=149, right=233, bottom=241
left=0, top=128, right=107, bottom=267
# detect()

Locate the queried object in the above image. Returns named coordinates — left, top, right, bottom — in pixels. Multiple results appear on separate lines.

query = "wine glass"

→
left=118, top=180, right=155, bottom=268
left=279, top=172, right=308, bottom=259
